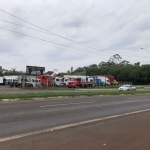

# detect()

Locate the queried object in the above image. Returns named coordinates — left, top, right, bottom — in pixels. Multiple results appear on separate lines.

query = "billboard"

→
left=26, top=66, right=45, bottom=75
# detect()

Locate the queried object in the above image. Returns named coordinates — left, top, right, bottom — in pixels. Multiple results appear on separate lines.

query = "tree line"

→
left=1, top=54, right=150, bottom=84
left=70, top=54, right=150, bottom=84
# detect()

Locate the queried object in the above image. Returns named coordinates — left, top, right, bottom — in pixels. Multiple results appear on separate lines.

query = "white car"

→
left=118, top=85, right=136, bottom=91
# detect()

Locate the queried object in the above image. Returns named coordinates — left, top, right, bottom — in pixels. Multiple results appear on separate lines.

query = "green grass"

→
left=15, top=84, right=150, bottom=90
left=0, top=90, right=150, bottom=100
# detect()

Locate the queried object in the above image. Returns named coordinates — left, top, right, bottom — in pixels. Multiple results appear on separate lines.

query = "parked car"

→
left=118, top=85, right=136, bottom=91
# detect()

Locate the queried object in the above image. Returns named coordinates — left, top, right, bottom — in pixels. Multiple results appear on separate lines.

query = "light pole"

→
left=141, top=48, right=150, bottom=54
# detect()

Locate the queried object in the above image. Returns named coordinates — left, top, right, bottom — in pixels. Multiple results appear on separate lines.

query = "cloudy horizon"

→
left=0, top=0, right=150, bottom=73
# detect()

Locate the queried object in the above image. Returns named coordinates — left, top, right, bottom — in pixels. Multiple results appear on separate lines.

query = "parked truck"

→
left=64, top=75, right=89, bottom=86
left=95, top=75, right=118, bottom=85
left=54, top=77, right=64, bottom=86
left=90, top=76, right=105, bottom=86
left=38, top=74, right=53, bottom=86
left=25, top=78, right=41, bottom=87
left=0, top=77, right=5, bottom=85
left=105, top=76, right=118, bottom=85
left=38, top=69, right=59, bottom=86
left=95, top=76, right=111, bottom=85
left=66, top=77, right=96, bottom=88
left=10, top=76, right=41, bottom=87
left=113, top=79, right=118, bottom=85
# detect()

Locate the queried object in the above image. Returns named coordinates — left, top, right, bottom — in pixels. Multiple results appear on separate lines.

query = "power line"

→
left=0, top=26, right=149, bottom=63
left=0, top=9, right=145, bottom=58
left=0, top=19, right=53, bottom=35
left=141, top=48, right=150, bottom=54
left=0, top=27, right=110, bottom=57
left=0, top=18, right=145, bottom=58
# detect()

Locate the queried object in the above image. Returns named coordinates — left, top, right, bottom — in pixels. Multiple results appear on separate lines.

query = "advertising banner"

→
left=26, top=66, right=45, bottom=75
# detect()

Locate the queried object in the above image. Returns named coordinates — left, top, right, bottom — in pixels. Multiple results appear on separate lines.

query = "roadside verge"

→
left=0, top=91, right=150, bottom=101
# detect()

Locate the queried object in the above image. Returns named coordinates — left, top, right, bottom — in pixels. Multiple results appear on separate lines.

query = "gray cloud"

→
left=0, top=0, right=150, bottom=72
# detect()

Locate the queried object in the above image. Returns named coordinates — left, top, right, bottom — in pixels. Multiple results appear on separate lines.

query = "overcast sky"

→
left=0, top=0, right=150, bottom=72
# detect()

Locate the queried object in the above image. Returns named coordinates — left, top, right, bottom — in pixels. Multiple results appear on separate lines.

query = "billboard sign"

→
left=26, top=66, right=45, bottom=75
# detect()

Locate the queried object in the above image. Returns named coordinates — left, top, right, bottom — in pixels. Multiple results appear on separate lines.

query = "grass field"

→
left=0, top=90, right=150, bottom=101
left=14, top=84, right=150, bottom=90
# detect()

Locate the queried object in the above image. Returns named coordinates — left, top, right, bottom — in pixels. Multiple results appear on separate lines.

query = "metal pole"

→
left=35, top=67, right=37, bottom=87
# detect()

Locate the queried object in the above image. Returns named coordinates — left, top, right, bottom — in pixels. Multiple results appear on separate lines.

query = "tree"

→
left=119, top=60, right=130, bottom=65
left=88, top=64, right=98, bottom=68
left=134, top=62, right=140, bottom=66
left=108, top=54, right=122, bottom=64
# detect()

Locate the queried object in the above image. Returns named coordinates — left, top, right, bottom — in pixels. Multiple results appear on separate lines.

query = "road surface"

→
left=0, top=94, right=150, bottom=149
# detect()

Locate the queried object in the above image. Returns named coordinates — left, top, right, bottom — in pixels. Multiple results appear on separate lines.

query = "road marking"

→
left=1, top=108, right=150, bottom=143
left=40, top=101, right=96, bottom=107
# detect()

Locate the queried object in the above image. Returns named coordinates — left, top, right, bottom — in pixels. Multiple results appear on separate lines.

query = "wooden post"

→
left=22, top=76, right=25, bottom=88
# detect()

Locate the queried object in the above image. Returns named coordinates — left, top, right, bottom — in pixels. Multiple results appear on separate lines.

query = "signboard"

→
left=26, top=66, right=45, bottom=75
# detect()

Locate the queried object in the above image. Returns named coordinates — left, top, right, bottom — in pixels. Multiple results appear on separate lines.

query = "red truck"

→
left=105, top=76, right=118, bottom=85
left=38, top=69, right=59, bottom=86
left=105, top=76, right=114, bottom=85
left=38, top=74, right=53, bottom=86
left=66, top=77, right=95, bottom=88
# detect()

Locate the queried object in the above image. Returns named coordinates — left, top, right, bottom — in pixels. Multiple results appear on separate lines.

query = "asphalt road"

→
left=0, top=94, right=150, bottom=149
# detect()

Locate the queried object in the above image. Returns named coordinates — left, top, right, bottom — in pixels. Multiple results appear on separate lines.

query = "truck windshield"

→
left=70, top=78, right=76, bottom=81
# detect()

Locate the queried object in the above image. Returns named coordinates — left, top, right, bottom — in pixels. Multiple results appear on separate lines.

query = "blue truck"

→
left=89, top=76, right=105, bottom=86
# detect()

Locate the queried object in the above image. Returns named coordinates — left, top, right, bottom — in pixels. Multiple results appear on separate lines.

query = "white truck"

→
left=51, top=69, right=59, bottom=79
left=25, top=78, right=41, bottom=87
left=96, top=76, right=110, bottom=85
left=4, top=76, right=18, bottom=85
left=0, top=77, right=4, bottom=85
left=12, top=76, right=41, bottom=87
left=54, top=77, right=64, bottom=86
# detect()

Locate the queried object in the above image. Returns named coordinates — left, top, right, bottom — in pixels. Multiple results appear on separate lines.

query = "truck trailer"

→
left=66, top=77, right=96, bottom=88
left=0, top=77, right=5, bottom=85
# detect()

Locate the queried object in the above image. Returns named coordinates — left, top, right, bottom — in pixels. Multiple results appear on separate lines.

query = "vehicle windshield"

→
left=122, top=85, right=129, bottom=87
left=70, top=78, right=76, bottom=81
